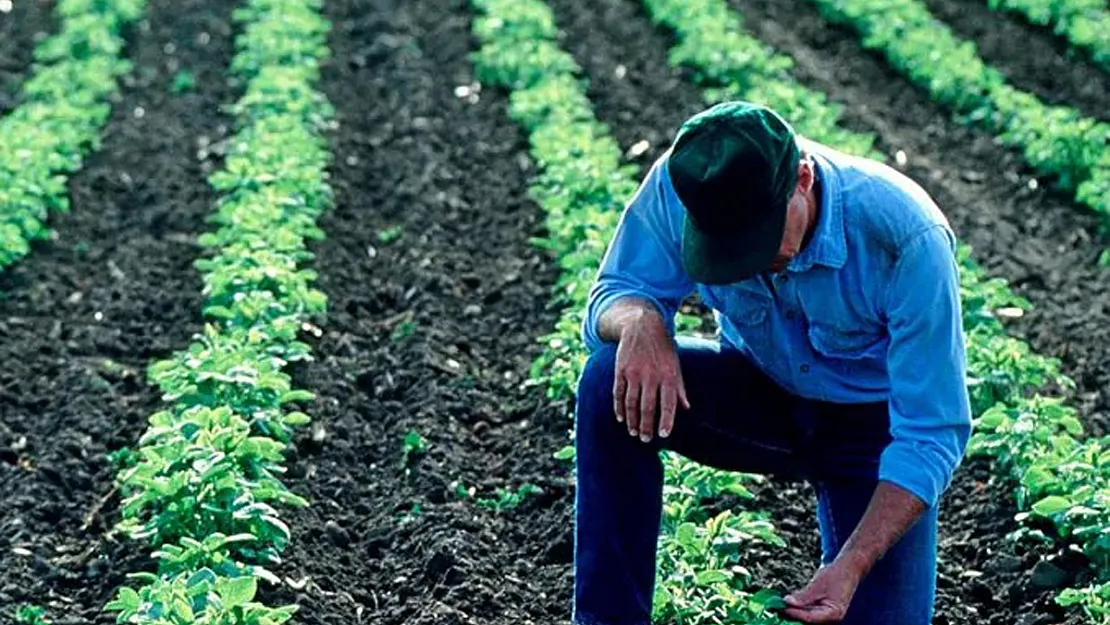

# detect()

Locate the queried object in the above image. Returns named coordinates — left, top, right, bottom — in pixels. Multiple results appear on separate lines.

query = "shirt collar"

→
left=787, top=148, right=846, bottom=272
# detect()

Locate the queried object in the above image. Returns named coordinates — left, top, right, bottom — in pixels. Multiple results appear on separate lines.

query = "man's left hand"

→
left=782, top=559, right=863, bottom=623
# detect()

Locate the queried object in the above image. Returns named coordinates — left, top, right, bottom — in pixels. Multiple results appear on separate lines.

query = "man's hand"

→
left=782, top=560, right=863, bottom=623
left=599, top=298, right=690, bottom=442
left=783, top=481, right=928, bottom=622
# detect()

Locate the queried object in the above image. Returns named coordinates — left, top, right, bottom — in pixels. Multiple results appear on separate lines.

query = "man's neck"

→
left=801, top=171, right=822, bottom=249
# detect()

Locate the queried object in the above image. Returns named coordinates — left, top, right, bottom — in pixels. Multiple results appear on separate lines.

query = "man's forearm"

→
left=597, top=297, right=666, bottom=343
left=835, top=481, right=927, bottom=577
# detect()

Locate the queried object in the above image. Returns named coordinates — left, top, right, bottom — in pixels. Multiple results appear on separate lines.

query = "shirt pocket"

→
left=699, top=286, right=770, bottom=326
left=809, top=324, right=887, bottom=364
left=707, top=287, right=773, bottom=353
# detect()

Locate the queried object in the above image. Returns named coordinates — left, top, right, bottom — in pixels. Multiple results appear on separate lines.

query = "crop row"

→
left=0, top=0, right=145, bottom=272
left=638, top=0, right=1110, bottom=619
left=805, top=0, right=1110, bottom=264
left=104, top=0, right=334, bottom=622
left=986, top=0, right=1110, bottom=72
left=469, top=0, right=794, bottom=622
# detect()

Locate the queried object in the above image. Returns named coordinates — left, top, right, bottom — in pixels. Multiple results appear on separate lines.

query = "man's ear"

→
left=796, top=157, right=815, bottom=195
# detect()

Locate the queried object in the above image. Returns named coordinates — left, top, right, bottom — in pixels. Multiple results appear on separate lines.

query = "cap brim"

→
left=681, top=202, right=787, bottom=285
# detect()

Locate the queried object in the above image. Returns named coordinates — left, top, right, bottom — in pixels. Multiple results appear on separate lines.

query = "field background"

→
left=0, top=0, right=1107, bottom=623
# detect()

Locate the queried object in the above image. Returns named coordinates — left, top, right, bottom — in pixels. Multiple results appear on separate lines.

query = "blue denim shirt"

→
left=583, top=141, right=972, bottom=507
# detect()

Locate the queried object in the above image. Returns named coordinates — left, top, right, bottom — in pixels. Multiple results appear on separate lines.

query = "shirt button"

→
left=800, top=364, right=810, bottom=374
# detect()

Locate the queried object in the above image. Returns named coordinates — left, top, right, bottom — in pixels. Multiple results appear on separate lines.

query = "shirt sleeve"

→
left=582, top=157, right=695, bottom=353
left=878, top=225, right=972, bottom=508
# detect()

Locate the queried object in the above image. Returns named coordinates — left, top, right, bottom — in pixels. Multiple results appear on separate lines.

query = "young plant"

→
left=171, top=69, right=197, bottom=93
left=376, top=225, right=403, bottom=245
left=13, top=604, right=49, bottom=625
left=107, top=569, right=296, bottom=625
left=476, top=483, right=543, bottom=512
left=401, top=430, right=429, bottom=466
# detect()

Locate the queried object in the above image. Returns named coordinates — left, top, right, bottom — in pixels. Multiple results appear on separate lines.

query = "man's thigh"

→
left=815, top=479, right=937, bottom=624
left=656, top=336, right=809, bottom=477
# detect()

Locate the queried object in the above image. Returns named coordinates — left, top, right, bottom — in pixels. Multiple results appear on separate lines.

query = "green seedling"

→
left=376, top=225, right=403, bottom=245
left=14, top=604, right=49, bottom=625
left=391, top=318, right=416, bottom=342
left=476, top=483, right=543, bottom=512
left=401, top=430, right=428, bottom=466
left=170, top=69, right=196, bottom=93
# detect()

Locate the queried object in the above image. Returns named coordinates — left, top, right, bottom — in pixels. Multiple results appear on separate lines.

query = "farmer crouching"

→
left=574, top=101, right=971, bottom=625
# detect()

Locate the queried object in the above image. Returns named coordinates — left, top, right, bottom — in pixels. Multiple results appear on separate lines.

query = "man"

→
left=574, top=101, right=971, bottom=624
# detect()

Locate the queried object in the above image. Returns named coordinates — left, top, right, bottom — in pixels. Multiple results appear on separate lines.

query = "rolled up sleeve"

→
left=582, top=158, right=694, bottom=353
left=878, top=225, right=972, bottom=508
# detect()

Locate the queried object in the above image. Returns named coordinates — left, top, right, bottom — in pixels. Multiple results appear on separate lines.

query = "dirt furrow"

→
left=545, top=0, right=1090, bottom=623
left=0, top=0, right=235, bottom=621
left=264, top=0, right=571, bottom=623
left=919, top=0, right=1110, bottom=122
left=0, top=0, right=54, bottom=116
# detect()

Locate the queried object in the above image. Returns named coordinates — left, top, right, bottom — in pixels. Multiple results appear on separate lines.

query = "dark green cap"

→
left=668, top=101, right=801, bottom=284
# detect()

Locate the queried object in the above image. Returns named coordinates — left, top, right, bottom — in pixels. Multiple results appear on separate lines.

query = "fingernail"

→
left=640, top=433, right=651, bottom=443
left=659, top=429, right=670, bottom=438
left=628, top=429, right=638, bottom=437
left=616, top=415, right=623, bottom=423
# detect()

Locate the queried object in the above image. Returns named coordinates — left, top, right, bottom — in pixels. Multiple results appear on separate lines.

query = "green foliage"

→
left=654, top=511, right=787, bottom=624
left=106, top=569, right=296, bottom=625
left=401, top=430, right=428, bottom=465
left=376, top=225, right=403, bottom=244
left=807, top=0, right=1110, bottom=251
left=986, top=0, right=1110, bottom=72
left=0, top=0, right=145, bottom=273
left=14, top=604, right=50, bottom=625
left=654, top=453, right=788, bottom=624
left=476, top=483, right=543, bottom=511
left=171, top=69, right=197, bottom=93
left=106, top=0, right=333, bottom=623
left=390, top=318, right=416, bottom=342
left=1059, top=581, right=1110, bottom=622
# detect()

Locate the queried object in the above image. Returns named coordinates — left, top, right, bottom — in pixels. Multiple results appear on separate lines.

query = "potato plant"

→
left=986, top=0, right=1110, bottom=72
left=0, top=0, right=145, bottom=271
left=105, top=0, right=334, bottom=622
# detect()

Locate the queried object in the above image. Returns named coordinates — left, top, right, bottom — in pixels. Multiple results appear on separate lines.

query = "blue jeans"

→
left=574, top=338, right=937, bottom=625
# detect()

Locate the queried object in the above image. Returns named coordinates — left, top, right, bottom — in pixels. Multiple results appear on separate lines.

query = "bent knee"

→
left=577, top=343, right=618, bottom=400
left=575, top=343, right=619, bottom=426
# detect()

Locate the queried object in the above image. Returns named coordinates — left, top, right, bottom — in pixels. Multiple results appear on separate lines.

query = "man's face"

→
left=767, top=159, right=816, bottom=273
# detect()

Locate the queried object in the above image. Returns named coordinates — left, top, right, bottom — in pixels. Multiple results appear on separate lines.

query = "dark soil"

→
left=545, top=0, right=1105, bottom=622
left=920, top=0, right=1110, bottom=122
left=258, top=0, right=571, bottom=623
left=0, top=0, right=54, bottom=115
left=0, top=0, right=235, bottom=622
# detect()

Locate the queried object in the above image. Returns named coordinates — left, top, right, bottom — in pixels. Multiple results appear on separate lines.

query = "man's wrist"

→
left=606, top=298, right=665, bottom=343
left=833, top=547, right=875, bottom=580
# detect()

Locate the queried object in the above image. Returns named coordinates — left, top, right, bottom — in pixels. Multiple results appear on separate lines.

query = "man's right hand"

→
left=608, top=305, right=690, bottom=443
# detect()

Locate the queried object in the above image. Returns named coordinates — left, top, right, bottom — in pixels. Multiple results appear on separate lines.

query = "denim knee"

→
left=576, top=343, right=619, bottom=432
